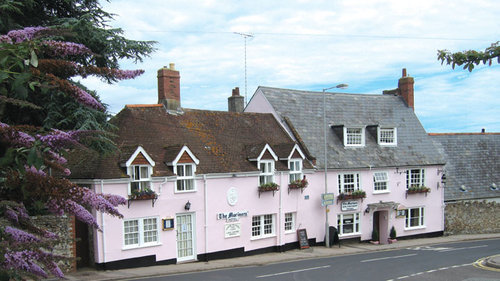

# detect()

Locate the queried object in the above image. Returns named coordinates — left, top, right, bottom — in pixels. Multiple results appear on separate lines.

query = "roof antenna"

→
left=234, top=32, right=254, bottom=106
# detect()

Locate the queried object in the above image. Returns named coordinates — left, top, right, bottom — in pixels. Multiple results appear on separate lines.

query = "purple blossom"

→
left=47, top=261, right=64, bottom=278
left=48, top=199, right=100, bottom=229
left=0, top=34, right=12, bottom=43
left=63, top=168, right=71, bottom=176
left=6, top=26, right=49, bottom=43
left=42, top=230, right=59, bottom=240
left=4, top=226, right=41, bottom=244
left=0, top=122, right=35, bottom=147
left=70, top=84, right=104, bottom=110
left=5, top=208, right=18, bottom=223
left=48, top=150, right=67, bottom=165
left=78, top=188, right=124, bottom=218
left=102, top=194, right=128, bottom=207
left=113, top=69, right=145, bottom=80
left=3, top=250, right=48, bottom=278
left=25, top=165, right=47, bottom=177
left=42, top=40, right=92, bottom=57
left=13, top=205, right=29, bottom=220
left=37, top=129, right=79, bottom=150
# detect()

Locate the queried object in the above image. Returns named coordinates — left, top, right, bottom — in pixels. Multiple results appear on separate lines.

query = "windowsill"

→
left=251, top=234, right=276, bottom=241
left=344, top=145, right=365, bottom=148
left=122, top=242, right=162, bottom=251
left=338, top=232, right=361, bottom=238
left=373, top=191, right=390, bottom=195
left=379, top=143, right=397, bottom=147
left=174, top=190, right=197, bottom=194
left=284, top=230, right=295, bottom=235
left=404, top=225, right=426, bottom=231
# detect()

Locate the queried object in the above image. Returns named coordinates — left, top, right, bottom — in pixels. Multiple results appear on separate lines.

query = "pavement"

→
left=61, top=233, right=500, bottom=281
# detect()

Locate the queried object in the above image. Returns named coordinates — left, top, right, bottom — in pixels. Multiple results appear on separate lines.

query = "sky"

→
left=82, top=0, right=500, bottom=133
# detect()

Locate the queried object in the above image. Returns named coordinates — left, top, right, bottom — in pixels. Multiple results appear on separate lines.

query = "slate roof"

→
left=67, top=105, right=313, bottom=179
left=430, top=133, right=500, bottom=201
left=254, top=86, right=445, bottom=169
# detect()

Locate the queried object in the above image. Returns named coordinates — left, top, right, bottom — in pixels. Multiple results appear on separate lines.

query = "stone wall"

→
left=445, top=200, right=500, bottom=234
left=31, top=215, right=76, bottom=273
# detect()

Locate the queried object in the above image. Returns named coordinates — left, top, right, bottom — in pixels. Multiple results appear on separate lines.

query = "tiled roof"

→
left=255, top=86, right=445, bottom=169
left=430, top=133, right=500, bottom=201
left=67, top=106, right=312, bottom=179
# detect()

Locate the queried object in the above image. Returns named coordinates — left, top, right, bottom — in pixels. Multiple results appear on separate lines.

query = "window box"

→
left=128, top=188, right=158, bottom=207
left=288, top=176, right=308, bottom=193
left=406, top=186, right=430, bottom=198
left=337, top=189, right=366, bottom=201
left=258, top=182, right=279, bottom=197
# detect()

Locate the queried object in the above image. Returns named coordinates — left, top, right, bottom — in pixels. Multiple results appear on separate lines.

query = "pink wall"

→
left=92, top=164, right=444, bottom=264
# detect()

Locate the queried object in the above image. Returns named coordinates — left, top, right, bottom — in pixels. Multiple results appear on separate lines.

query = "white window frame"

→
left=289, top=159, right=303, bottom=183
left=251, top=214, right=276, bottom=239
left=176, top=163, right=196, bottom=192
left=123, top=216, right=160, bottom=249
left=259, top=160, right=275, bottom=185
left=337, top=213, right=361, bottom=236
left=373, top=171, right=389, bottom=193
left=284, top=212, right=296, bottom=233
left=405, top=207, right=425, bottom=229
left=406, top=168, right=425, bottom=189
left=343, top=127, right=365, bottom=147
left=338, top=173, right=361, bottom=193
left=129, top=165, right=152, bottom=195
left=378, top=127, right=397, bottom=146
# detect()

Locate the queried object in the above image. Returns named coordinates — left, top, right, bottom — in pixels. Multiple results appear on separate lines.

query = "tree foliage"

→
left=437, top=41, right=500, bottom=72
left=0, top=1, right=156, bottom=279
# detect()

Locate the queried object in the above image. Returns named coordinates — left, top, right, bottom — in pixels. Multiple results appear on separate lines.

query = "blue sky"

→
left=82, top=0, right=500, bottom=133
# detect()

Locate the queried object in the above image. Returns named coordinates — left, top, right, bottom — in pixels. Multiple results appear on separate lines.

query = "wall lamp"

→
left=364, top=206, right=371, bottom=214
left=184, top=201, right=191, bottom=211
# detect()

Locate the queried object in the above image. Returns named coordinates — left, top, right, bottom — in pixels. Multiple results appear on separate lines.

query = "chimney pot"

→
left=402, top=68, right=407, bottom=77
left=169, top=63, right=175, bottom=70
left=481, top=128, right=486, bottom=133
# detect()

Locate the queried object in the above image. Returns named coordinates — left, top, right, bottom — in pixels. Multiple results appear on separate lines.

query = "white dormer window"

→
left=259, top=160, right=275, bottom=185
left=378, top=127, right=397, bottom=146
left=289, top=159, right=303, bottom=183
left=344, top=127, right=365, bottom=147
left=130, top=165, right=152, bottom=193
left=176, top=164, right=195, bottom=191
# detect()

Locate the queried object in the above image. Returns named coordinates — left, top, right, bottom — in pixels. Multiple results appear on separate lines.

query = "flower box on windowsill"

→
left=288, top=177, right=308, bottom=194
left=406, top=186, right=430, bottom=198
left=258, top=182, right=279, bottom=197
left=128, top=189, right=158, bottom=208
left=337, top=190, right=366, bottom=202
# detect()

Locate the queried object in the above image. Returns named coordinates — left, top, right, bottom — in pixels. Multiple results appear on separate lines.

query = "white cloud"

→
left=86, top=0, right=500, bottom=132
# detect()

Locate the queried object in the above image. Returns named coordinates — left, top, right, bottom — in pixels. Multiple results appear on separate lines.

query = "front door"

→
left=176, top=213, right=196, bottom=262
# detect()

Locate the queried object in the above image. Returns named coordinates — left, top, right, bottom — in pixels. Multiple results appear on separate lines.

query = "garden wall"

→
left=445, top=200, right=500, bottom=234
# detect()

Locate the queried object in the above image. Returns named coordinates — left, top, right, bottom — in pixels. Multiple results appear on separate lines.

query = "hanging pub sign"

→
left=396, top=209, right=407, bottom=218
left=341, top=201, right=359, bottom=211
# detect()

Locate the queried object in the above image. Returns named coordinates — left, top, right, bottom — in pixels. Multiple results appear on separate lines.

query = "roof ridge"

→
left=429, top=133, right=500, bottom=136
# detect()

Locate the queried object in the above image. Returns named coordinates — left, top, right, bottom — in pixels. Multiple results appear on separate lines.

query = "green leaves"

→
left=437, top=41, right=500, bottom=72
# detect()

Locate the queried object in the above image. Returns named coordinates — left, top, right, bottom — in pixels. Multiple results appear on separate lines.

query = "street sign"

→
left=321, top=193, right=335, bottom=206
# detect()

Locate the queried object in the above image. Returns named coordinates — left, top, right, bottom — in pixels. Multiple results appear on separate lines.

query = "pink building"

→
left=68, top=66, right=445, bottom=270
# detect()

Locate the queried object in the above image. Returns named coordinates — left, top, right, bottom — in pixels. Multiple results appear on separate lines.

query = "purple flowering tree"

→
left=0, top=25, right=144, bottom=279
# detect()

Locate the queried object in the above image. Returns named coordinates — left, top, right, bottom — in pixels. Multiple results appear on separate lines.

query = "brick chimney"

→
left=228, top=87, right=244, bottom=113
left=397, top=68, right=414, bottom=109
left=158, top=63, right=180, bottom=110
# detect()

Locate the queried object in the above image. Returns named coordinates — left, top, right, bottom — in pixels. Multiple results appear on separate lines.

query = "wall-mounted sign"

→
left=216, top=211, right=249, bottom=222
left=321, top=193, right=335, bottom=206
left=224, top=223, right=241, bottom=238
left=162, top=218, right=174, bottom=230
left=341, top=201, right=359, bottom=212
left=227, top=187, right=238, bottom=206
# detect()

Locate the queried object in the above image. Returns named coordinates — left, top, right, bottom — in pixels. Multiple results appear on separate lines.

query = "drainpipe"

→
left=100, top=180, right=106, bottom=264
left=278, top=172, right=283, bottom=251
left=158, top=177, right=168, bottom=195
left=203, top=175, right=208, bottom=261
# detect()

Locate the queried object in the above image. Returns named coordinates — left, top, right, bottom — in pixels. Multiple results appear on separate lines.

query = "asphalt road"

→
left=142, top=239, right=500, bottom=281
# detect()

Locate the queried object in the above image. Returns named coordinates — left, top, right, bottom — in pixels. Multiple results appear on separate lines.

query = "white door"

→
left=176, top=213, right=196, bottom=262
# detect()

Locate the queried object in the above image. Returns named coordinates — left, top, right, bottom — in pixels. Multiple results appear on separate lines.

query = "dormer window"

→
left=131, top=165, right=152, bottom=193
left=259, top=160, right=275, bottom=185
left=176, top=164, right=195, bottom=191
left=344, top=127, right=365, bottom=147
left=289, top=159, right=302, bottom=183
left=378, top=127, right=397, bottom=146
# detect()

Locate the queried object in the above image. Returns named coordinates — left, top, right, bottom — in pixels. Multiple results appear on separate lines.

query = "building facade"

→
left=246, top=69, right=446, bottom=244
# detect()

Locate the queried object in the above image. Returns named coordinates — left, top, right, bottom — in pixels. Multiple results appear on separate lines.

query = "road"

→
left=141, top=239, right=500, bottom=281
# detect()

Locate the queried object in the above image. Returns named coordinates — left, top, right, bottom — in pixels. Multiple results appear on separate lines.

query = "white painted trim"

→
left=256, top=143, right=278, bottom=162
left=125, top=146, right=155, bottom=167
left=169, top=145, right=200, bottom=166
